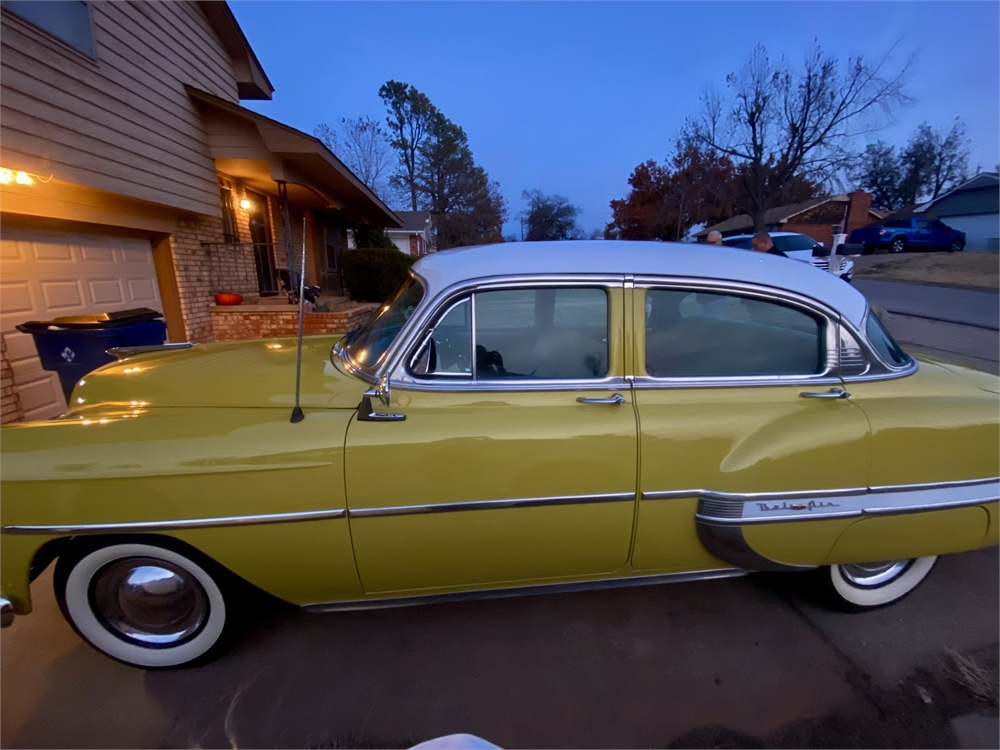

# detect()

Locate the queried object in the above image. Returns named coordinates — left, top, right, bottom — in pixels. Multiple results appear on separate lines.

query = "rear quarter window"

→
left=865, top=313, right=911, bottom=367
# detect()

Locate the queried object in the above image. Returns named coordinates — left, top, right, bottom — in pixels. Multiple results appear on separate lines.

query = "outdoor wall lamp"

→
left=0, top=168, right=51, bottom=185
left=240, top=198, right=252, bottom=210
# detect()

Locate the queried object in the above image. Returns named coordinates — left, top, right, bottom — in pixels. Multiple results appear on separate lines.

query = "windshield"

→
left=345, top=275, right=424, bottom=369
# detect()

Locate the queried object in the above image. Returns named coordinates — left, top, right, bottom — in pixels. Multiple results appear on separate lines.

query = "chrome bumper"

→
left=1, top=598, right=13, bottom=628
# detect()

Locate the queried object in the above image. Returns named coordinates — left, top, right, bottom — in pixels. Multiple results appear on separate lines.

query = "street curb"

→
left=881, top=309, right=999, bottom=332
left=854, top=276, right=997, bottom=294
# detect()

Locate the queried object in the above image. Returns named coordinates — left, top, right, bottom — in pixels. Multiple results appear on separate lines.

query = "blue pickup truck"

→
left=849, top=217, right=966, bottom=254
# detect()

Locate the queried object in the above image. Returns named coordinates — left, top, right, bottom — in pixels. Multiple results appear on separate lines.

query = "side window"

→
left=410, top=298, right=473, bottom=377
left=930, top=220, right=949, bottom=231
left=644, top=289, right=824, bottom=377
left=866, top=312, right=911, bottom=367
left=2, top=1, right=95, bottom=57
left=772, top=235, right=817, bottom=253
left=410, top=287, right=609, bottom=381
left=476, top=288, right=608, bottom=379
left=916, top=219, right=930, bottom=230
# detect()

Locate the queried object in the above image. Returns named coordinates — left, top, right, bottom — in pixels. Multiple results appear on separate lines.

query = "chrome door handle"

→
left=576, top=394, right=626, bottom=405
left=800, top=388, right=850, bottom=399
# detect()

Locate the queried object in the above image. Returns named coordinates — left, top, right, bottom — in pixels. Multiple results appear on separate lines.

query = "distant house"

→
left=697, top=191, right=884, bottom=248
left=386, top=211, right=436, bottom=256
left=0, top=0, right=399, bottom=422
left=914, top=173, right=999, bottom=251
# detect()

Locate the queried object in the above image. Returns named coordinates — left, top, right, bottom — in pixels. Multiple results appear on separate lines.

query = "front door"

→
left=344, top=283, right=637, bottom=595
left=629, top=284, right=872, bottom=572
left=245, top=191, right=277, bottom=295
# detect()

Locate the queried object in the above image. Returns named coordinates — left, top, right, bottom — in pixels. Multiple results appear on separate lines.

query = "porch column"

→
left=277, top=181, right=297, bottom=283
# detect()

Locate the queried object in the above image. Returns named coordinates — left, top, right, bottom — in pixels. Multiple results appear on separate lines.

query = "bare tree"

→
left=314, top=117, right=399, bottom=206
left=899, top=119, right=970, bottom=202
left=379, top=81, right=438, bottom=211
left=686, top=43, right=912, bottom=230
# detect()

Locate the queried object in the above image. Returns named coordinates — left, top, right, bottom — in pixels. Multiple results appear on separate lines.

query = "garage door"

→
left=1, top=228, right=162, bottom=421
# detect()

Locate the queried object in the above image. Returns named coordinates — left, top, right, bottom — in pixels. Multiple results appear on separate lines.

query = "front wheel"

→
left=825, top=556, right=937, bottom=611
left=949, top=239, right=964, bottom=253
left=55, top=541, right=232, bottom=668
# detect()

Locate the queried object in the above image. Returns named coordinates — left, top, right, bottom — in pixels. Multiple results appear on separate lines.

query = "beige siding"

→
left=0, top=1, right=240, bottom=217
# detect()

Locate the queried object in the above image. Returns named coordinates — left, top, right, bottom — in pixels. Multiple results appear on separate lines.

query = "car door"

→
left=629, top=281, right=873, bottom=573
left=913, top=219, right=934, bottom=248
left=344, top=280, right=637, bottom=595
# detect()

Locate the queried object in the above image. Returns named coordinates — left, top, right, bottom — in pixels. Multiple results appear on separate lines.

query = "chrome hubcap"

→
left=840, top=559, right=912, bottom=587
left=89, top=557, right=208, bottom=647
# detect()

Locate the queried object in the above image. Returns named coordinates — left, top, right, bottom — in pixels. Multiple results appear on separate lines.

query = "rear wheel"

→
left=825, top=556, right=937, bottom=611
left=890, top=237, right=907, bottom=253
left=54, top=541, right=232, bottom=668
left=949, top=239, right=964, bottom=253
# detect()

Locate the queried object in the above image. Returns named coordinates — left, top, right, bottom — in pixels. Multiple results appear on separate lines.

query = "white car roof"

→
left=412, top=240, right=868, bottom=327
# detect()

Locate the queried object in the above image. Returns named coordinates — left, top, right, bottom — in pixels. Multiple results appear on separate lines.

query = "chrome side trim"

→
left=656, top=477, right=1000, bottom=525
left=644, top=487, right=866, bottom=502
left=302, top=567, right=746, bottom=613
left=1, top=508, right=347, bottom=535
left=348, top=492, right=636, bottom=519
left=0, top=598, right=13, bottom=628
left=696, top=522, right=813, bottom=573
left=106, top=343, right=194, bottom=360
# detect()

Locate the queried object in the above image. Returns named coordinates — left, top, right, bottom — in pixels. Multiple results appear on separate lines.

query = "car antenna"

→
left=290, top=217, right=307, bottom=424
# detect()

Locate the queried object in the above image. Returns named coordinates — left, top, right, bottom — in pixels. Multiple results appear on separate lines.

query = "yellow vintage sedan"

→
left=2, top=241, right=997, bottom=667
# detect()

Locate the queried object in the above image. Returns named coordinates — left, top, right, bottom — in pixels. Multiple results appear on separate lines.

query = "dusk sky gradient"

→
left=231, top=2, right=1000, bottom=236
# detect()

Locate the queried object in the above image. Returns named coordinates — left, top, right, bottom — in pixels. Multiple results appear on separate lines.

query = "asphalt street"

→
left=854, top=279, right=999, bottom=331
left=1, top=550, right=997, bottom=749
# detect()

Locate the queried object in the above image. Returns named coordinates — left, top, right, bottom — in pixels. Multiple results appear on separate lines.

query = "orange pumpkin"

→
left=215, top=292, right=243, bottom=306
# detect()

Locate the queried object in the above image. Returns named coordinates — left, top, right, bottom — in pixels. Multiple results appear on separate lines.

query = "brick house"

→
left=0, top=1, right=400, bottom=422
left=696, top=191, right=884, bottom=247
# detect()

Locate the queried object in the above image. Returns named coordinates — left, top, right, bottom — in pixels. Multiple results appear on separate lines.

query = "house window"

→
left=219, top=186, right=238, bottom=243
left=2, top=1, right=95, bottom=57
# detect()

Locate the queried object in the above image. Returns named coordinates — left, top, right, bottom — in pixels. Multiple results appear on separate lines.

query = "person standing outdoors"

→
left=750, top=231, right=787, bottom=257
left=706, top=230, right=723, bottom=246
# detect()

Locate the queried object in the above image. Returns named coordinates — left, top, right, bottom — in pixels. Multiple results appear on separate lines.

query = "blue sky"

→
left=231, top=1, right=1000, bottom=236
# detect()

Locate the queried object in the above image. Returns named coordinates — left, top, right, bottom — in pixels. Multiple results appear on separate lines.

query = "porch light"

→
left=0, top=168, right=51, bottom=185
left=240, top=198, right=252, bottom=210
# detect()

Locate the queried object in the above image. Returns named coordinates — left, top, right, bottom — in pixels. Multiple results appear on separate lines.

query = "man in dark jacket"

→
left=751, top=231, right=787, bottom=257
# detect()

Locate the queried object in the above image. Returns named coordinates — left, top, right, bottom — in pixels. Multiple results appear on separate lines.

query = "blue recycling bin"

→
left=17, top=308, right=167, bottom=401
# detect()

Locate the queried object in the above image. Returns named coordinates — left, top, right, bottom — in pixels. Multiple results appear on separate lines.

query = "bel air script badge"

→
left=756, top=499, right=841, bottom=513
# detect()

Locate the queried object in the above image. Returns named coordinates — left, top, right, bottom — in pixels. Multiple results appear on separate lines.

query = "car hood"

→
left=70, top=335, right=369, bottom=411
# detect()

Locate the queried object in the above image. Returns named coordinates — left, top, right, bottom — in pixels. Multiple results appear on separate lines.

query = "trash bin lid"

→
left=17, top=307, right=164, bottom=330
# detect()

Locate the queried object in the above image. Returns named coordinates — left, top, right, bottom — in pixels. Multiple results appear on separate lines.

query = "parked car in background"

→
left=723, top=232, right=854, bottom=282
left=2, top=241, right=997, bottom=668
left=849, top=218, right=966, bottom=254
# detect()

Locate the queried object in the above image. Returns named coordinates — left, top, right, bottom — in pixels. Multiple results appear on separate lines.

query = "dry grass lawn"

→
left=854, top=252, right=999, bottom=290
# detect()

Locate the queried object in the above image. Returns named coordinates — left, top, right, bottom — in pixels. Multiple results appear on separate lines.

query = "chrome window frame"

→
left=631, top=276, right=916, bottom=389
left=850, top=305, right=918, bottom=380
left=388, top=274, right=627, bottom=393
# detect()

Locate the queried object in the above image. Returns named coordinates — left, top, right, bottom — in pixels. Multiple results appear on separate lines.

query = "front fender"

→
left=1, top=406, right=363, bottom=607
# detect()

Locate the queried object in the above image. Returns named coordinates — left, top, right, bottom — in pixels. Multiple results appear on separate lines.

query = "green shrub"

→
left=342, top=247, right=416, bottom=302
left=351, top=225, right=397, bottom=250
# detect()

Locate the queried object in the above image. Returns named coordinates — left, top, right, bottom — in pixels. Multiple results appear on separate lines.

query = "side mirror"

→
left=377, top=372, right=391, bottom=407
left=838, top=243, right=865, bottom=256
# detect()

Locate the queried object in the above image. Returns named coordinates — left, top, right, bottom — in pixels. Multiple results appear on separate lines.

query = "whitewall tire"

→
left=56, top=542, right=228, bottom=668
left=827, top=556, right=937, bottom=610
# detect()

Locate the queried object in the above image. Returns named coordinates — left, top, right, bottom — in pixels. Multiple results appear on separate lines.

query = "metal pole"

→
left=290, top=216, right=307, bottom=423
left=278, top=181, right=296, bottom=289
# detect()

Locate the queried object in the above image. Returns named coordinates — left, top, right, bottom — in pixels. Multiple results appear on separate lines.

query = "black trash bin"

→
left=17, top=308, right=167, bottom=401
